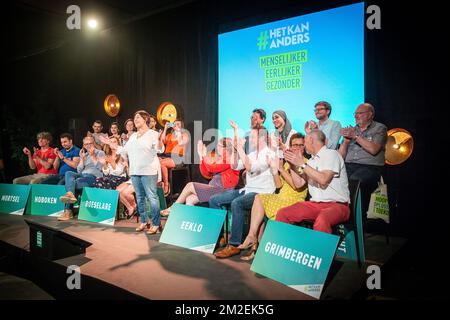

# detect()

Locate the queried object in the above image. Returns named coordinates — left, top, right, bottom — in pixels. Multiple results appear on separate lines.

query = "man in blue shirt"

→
left=40, top=133, right=80, bottom=185
left=58, top=136, right=105, bottom=221
left=305, top=101, right=342, bottom=150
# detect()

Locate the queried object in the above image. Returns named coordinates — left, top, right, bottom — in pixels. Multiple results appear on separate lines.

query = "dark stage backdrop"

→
left=1, top=0, right=446, bottom=239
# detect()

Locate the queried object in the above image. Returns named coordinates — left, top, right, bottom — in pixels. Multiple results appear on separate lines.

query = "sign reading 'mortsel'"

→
left=26, top=184, right=66, bottom=217
left=251, top=220, right=340, bottom=299
left=0, top=183, right=31, bottom=215
left=159, top=203, right=226, bottom=254
left=78, top=187, right=119, bottom=226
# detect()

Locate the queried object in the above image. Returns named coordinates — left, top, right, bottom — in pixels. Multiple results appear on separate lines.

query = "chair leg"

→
left=385, top=221, right=390, bottom=245
left=353, top=221, right=362, bottom=268
left=225, top=210, right=229, bottom=245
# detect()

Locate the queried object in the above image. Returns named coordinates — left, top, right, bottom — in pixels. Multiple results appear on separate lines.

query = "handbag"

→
left=367, top=176, right=390, bottom=223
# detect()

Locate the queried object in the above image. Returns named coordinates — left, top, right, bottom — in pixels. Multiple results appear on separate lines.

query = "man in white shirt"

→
left=210, top=122, right=276, bottom=258
left=277, top=129, right=350, bottom=234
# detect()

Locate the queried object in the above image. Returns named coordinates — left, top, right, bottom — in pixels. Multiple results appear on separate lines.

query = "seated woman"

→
left=116, top=180, right=137, bottom=218
left=270, top=110, right=296, bottom=156
left=161, top=138, right=239, bottom=216
left=94, top=136, right=128, bottom=190
left=238, top=133, right=308, bottom=260
left=159, top=118, right=190, bottom=195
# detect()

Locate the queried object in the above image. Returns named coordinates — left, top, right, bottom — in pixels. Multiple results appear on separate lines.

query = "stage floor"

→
left=0, top=214, right=407, bottom=300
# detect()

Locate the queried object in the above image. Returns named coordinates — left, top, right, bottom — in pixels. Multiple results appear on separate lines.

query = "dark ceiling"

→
left=4, top=0, right=198, bottom=62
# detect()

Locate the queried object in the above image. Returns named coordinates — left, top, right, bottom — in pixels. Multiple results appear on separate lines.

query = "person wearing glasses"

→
left=238, top=133, right=309, bottom=260
left=339, top=103, right=387, bottom=219
left=210, top=121, right=276, bottom=259
left=305, top=101, right=342, bottom=150
left=58, top=136, right=106, bottom=221
left=276, top=129, right=350, bottom=234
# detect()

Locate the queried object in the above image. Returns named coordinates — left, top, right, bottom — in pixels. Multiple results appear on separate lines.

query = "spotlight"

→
left=87, top=19, right=98, bottom=29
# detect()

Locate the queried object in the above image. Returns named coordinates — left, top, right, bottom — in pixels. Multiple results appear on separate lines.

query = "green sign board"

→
left=0, top=183, right=31, bottom=215
left=159, top=203, right=226, bottom=254
left=25, top=184, right=66, bottom=217
left=78, top=187, right=119, bottom=226
left=251, top=220, right=340, bottom=299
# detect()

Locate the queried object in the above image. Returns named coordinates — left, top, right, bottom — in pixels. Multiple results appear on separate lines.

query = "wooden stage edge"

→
left=0, top=214, right=407, bottom=300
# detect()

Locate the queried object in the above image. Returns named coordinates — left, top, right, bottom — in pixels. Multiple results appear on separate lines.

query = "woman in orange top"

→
left=159, top=118, right=190, bottom=195
left=161, top=138, right=239, bottom=216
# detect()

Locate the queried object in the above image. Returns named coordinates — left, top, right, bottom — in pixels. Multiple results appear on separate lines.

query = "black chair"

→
left=297, top=179, right=364, bottom=268
left=167, top=164, right=191, bottom=203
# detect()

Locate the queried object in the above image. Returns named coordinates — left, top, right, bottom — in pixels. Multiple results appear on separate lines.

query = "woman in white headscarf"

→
left=270, top=110, right=297, bottom=157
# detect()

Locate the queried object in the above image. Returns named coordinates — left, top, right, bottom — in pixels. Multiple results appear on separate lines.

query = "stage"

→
left=0, top=214, right=407, bottom=300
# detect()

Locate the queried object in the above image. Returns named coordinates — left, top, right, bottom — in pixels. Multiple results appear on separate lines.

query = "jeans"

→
left=40, top=174, right=66, bottom=185
left=64, top=171, right=97, bottom=210
left=346, top=163, right=383, bottom=219
left=131, top=175, right=160, bottom=226
left=209, top=189, right=257, bottom=246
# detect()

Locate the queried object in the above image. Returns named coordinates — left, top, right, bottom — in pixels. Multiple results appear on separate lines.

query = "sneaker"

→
left=60, top=192, right=77, bottom=204
left=58, top=209, right=73, bottom=221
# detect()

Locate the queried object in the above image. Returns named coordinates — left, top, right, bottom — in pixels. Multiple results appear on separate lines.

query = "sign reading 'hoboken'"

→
left=159, top=204, right=226, bottom=254
left=251, top=220, right=340, bottom=299
left=26, top=184, right=66, bottom=217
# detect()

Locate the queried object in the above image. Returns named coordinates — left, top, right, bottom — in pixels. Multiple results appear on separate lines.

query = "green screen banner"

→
left=25, top=184, right=66, bottom=217
left=159, top=203, right=226, bottom=254
left=251, top=220, right=340, bottom=299
left=78, top=187, right=119, bottom=226
left=0, top=183, right=31, bottom=215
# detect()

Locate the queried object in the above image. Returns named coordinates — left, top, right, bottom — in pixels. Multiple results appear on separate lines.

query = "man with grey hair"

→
left=305, top=101, right=342, bottom=149
left=339, top=103, right=387, bottom=218
left=58, top=135, right=105, bottom=221
left=13, top=132, right=58, bottom=184
left=276, top=129, right=350, bottom=234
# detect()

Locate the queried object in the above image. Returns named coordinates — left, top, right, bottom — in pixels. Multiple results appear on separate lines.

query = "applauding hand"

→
left=284, top=149, right=304, bottom=167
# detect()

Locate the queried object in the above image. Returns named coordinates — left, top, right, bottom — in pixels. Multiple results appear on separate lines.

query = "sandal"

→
left=160, top=207, right=171, bottom=217
left=126, top=208, right=137, bottom=220
left=147, top=225, right=162, bottom=234
left=237, top=235, right=257, bottom=250
left=135, top=222, right=150, bottom=232
left=241, top=243, right=258, bottom=261
left=164, top=184, right=171, bottom=197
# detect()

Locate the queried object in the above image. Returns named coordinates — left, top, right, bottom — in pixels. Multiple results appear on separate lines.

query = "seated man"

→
left=58, top=136, right=105, bottom=221
left=209, top=121, right=276, bottom=259
left=276, top=129, right=350, bottom=234
left=40, top=133, right=80, bottom=185
left=339, top=103, right=387, bottom=218
left=13, top=132, right=57, bottom=184
left=305, top=101, right=342, bottom=150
